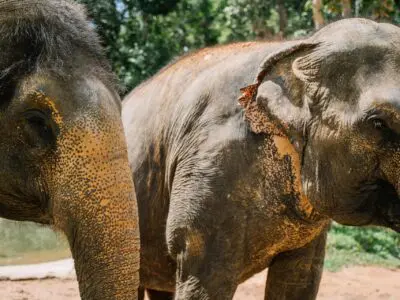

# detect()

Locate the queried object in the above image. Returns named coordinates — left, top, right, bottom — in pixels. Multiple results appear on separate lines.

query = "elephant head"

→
left=241, top=18, right=400, bottom=232
left=0, top=1, right=139, bottom=298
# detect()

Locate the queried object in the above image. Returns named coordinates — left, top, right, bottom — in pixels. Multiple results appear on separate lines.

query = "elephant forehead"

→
left=307, top=41, right=400, bottom=80
left=361, top=88, right=400, bottom=108
left=294, top=23, right=400, bottom=102
left=16, top=74, right=120, bottom=121
left=358, top=88, right=400, bottom=128
left=310, top=18, right=400, bottom=48
left=318, top=87, right=400, bottom=128
left=303, top=19, right=400, bottom=76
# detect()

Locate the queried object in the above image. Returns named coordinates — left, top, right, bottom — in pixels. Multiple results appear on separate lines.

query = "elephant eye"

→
left=23, top=109, right=55, bottom=146
left=366, top=116, right=398, bottom=142
left=371, top=118, right=388, bottom=130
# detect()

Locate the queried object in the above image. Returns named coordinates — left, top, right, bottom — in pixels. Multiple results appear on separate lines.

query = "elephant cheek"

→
left=46, top=118, right=140, bottom=300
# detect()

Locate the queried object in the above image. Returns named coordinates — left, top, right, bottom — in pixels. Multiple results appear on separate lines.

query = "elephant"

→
left=0, top=1, right=139, bottom=299
left=122, top=18, right=400, bottom=300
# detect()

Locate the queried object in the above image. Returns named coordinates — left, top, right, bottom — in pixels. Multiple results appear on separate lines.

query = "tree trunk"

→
left=277, top=0, right=288, bottom=38
left=342, top=0, right=352, bottom=18
left=312, top=0, right=324, bottom=30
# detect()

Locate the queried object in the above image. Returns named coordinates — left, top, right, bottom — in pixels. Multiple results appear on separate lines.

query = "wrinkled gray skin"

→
left=123, top=18, right=400, bottom=299
left=0, top=1, right=140, bottom=299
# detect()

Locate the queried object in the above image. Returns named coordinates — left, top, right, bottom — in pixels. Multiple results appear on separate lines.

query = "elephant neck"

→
left=269, top=133, right=326, bottom=223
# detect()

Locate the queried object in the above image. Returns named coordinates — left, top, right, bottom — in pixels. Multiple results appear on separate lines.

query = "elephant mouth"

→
left=374, top=180, right=400, bottom=233
left=0, top=181, right=50, bottom=224
left=332, top=179, right=400, bottom=232
left=382, top=203, right=400, bottom=233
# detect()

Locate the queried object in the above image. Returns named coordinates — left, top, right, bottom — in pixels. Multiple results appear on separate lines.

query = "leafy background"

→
left=77, top=0, right=400, bottom=93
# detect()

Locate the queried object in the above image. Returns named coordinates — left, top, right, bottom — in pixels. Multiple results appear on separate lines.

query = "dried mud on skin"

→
left=1, top=266, right=400, bottom=300
left=238, top=84, right=287, bottom=136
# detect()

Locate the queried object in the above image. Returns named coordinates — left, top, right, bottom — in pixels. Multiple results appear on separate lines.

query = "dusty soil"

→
left=1, top=266, right=400, bottom=300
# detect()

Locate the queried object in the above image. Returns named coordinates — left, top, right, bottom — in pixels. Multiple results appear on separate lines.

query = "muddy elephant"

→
left=0, top=1, right=139, bottom=299
left=123, top=18, right=400, bottom=300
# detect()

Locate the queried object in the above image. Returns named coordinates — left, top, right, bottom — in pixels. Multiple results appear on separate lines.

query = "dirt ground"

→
left=1, top=266, right=400, bottom=300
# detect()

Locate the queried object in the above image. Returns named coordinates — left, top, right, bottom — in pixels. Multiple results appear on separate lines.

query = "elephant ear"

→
left=239, top=41, right=322, bottom=136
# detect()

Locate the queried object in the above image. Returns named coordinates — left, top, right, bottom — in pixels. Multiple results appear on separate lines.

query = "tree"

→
left=312, top=0, right=325, bottom=29
left=277, top=0, right=288, bottom=37
left=342, top=0, right=352, bottom=17
left=78, top=0, right=400, bottom=94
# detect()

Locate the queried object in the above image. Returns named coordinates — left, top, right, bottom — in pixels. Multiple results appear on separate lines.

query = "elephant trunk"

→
left=68, top=161, right=139, bottom=299
left=49, top=115, right=140, bottom=299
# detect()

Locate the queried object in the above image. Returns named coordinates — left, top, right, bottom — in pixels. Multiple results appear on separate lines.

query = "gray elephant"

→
left=0, top=1, right=139, bottom=299
left=123, top=18, right=400, bottom=299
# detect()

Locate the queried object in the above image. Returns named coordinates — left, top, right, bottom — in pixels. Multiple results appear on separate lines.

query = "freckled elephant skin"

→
left=123, top=18, right=400, bottom=299
left=0, top=1, right=139, bottom=299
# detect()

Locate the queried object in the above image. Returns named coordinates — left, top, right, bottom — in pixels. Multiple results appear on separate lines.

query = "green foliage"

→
left=77, top=0, right=399, bottom=94
left=79, top=0, right=220, bottom=90
left=0, top=219, right=69, bottom=265
left=0, top=219, right=67, bottom=256
left=136, top=0, right=181, bottom=15
left=325, top=223, right=400, bottom=271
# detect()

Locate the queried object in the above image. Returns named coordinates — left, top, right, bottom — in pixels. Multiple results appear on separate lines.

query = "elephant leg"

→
left=147, top=289, right=174, bottom=300
left=167, top=210, right=243, bottom=298
left=166, top=180, right=244, bottom=299
left=168, top=221, right=241, bottom=300
left=173, top=252, right=238, bottom=300
left=264, top=227, right=328, bottom=300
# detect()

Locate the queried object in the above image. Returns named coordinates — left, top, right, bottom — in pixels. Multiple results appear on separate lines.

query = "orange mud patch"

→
left=30, top=91, right=64, bottom=127
left=273, top=135, right=314, bottom=218
left=238, top=84, right=287, bottom=136
left=1, top=266, right=400, bottom=299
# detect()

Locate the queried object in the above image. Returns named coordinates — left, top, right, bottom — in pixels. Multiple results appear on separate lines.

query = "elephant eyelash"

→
left=365, top=114, right=390, bottom=131
left=371, top=118, right=388, bottom=130
left=366, top=116, right=400, bottom=143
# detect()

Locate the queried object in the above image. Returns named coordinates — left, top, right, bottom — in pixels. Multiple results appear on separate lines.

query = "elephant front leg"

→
left=264, top=228, right=328, bottom=300
left=166, top=165, right=249, bottom=299
left=168, top=215, right=243, bottom=299
left=174, top=249, right=239, bottom=300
